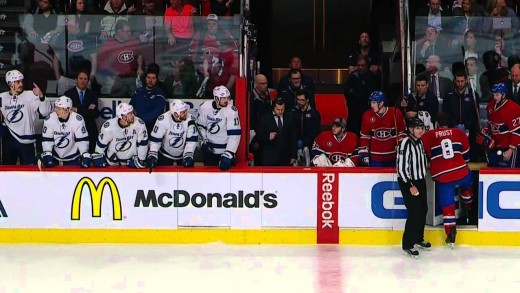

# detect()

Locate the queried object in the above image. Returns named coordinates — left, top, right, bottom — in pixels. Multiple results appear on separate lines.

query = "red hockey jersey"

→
left=360, top=107, right=406, bottom=163
left=312, top=130, right=359, bottom=166
left=486, top=99, right=520, bottom=149
left=422, top=127, right=470, bottom=183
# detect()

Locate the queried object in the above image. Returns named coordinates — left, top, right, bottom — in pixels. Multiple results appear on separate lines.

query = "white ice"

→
left=1, top=244, right=520, bottom=293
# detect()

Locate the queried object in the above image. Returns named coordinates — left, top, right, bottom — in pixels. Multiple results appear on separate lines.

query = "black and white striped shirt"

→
left=396, top=133, right=428, bottom=187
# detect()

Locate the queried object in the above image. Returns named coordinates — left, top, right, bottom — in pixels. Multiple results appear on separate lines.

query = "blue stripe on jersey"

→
left=75, top=136, right=90, bottom=142
left=11, top=132, right=36, bottom=140
left=42, top=137, right=54, bottom=142
left=186, top=136, right=198, bottom=142
left=498, top=124, right=509, bottom=133
left=97, top=140, right=107, bottom=148
left=53, top=149, right=80, bottom=160
left=138, top=140, right=148, bottom=146
left=208, top=142, right=227, bottom=149
left=227, top=129, right=241, bottom=136
left=431, top=143, right=463, bottom=157
left=150, top=136, right=162, bottom=143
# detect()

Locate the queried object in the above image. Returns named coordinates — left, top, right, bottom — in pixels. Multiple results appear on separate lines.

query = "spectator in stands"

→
left=466, top=56, right=482, bottom=96
left=64, top=69, right=100, bottom=153
left=426, top=54, right=453, bottom=108
left=23, top=0, right=64, bottom=45
left=347, top=32, right=381, bottom=75
left=416, top=26, right=450, bottom=65
left=278, top=69, right=315, bottom=111
left=400, top=73, right=439, bottom=127
left=277, top=56, right=316, bottom=94
left=130, top=66, right=168, bottom=133
left=479, top=50, right=509, bottom=102
left=164, top=0, right=197, bottom=56
left=210, top=0, right=234, bottom=16
left=250, top=74, right=276, bottom=166
left=191, top=14, right=238, bottom=62
left=133, top=0, right=161, bottom=66
left=453, top=0, right=490, bottom=34
left=492, top=31, right=512, bottom=68
left=291, top=89, right=321, bottom=151
left=416, top=0, right=452, bottom=33
left=506, top=63, right=520, bottom=105
left=199, top=50, right=235, bottom=98
left=257, top=98, right=297, bottom=166
left=94, top=19, right=144, bottom=96
left=69, top=0, right=94, bottom=34
left=164, top=57, right=199, bottom=98
left=99, top=0, right=130, bottom=40
left=442, top=70, right=481, bottom=160
left=344, top=55, right=378, bottom=135
left=462, top=30, right=481, bottom=60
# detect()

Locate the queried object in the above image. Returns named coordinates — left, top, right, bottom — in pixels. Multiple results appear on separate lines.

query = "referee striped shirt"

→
left=396, top=133, right=428, bottom=187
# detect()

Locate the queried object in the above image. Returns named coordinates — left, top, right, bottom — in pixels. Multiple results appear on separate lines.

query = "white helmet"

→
left=5, top=70, right=24, bottom=84
left=213, top=85, right=230, bottom=102
left=170, top=99, right=188, bottom=116
left=116, top=103, right=134, bottom=118
left=54, top=96, right=73, bottom=109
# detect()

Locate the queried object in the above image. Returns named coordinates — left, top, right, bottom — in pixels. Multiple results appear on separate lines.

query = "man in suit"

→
left=64, top=69, right=101, bottom=153
left=257, top=98, right=297, bottom=166
left=426, top=54, right=453, bottom=110
left=416, top=26, right=450, bottom=65
left=507, top=63, right=520, bottom=105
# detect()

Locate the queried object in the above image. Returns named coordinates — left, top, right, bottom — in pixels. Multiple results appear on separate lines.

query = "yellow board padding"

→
left=0, top=229, right=317, bottom=244
left=339, top=229, right=520, bottom=246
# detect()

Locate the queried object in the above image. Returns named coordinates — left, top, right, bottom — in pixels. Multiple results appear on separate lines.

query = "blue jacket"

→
left=130, top=86, right=167, bottom=132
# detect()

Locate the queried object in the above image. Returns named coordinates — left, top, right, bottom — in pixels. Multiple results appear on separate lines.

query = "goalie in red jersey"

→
left=422, top=112, right=473, bottom=249
left=310, top=117, right=360, bottom=167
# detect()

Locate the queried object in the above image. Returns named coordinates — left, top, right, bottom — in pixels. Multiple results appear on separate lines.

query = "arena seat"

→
left=315, top=93, right=348, bottom=126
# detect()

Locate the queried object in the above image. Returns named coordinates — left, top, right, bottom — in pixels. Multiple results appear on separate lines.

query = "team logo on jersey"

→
left=327, top=141, right=333, bottom=147
left=374, top=127, right=394, bottom=140
left=330, top=152, right=346, bottom=163
left=55, top=136, right=71, bottom=149
left=117, top=50, right=135, bottom=63
left=6, top=109, right=23, bottom=123
left=208, top=122, right=221, bottom=134
left=67, top=40, right=84, bottom=52
left=169, top=136, right=185, bottom=148
left=158, top=115, right=164, bottom=121
left=116, top=141, right=133, bottom=152
left=370, top=117, right=376, bottom=123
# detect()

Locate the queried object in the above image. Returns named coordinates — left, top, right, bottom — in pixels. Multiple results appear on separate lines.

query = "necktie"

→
left=79, top=91, right=84, bottom=104
left=514, top=84, right=518, bottom=96
left=277, top=116, right=283, bottom=133
left=431, top=75, right=438, bottom=98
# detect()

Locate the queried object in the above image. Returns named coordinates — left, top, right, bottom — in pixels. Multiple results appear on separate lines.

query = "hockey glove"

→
left=358, top=148, right=370, bottom=167
left=80, top=153, right=91, bottom=168
left=92, top=153, right=107, bottom=168
left=41, top=151, right=54, bottom=168
left=183, top=152, right=195, bottom=167
left=219, top=151, right=234, bottom=171
left=476, top=130, right=495, bottom=150
left=147, top=152, right=158, bottom=168
left=127, top=155, right=146, bottom=169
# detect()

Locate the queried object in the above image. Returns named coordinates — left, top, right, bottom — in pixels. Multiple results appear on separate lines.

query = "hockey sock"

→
left=460, top=188, right=473, bottom=204
left=442, top=205, right=456, bottom=236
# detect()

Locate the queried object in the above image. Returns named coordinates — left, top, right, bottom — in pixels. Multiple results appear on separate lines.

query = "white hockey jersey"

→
left=196, top=101, right=241, bottom=155
left=95, top=117, right=148, bottom=165
left=42, top=112, right=89, bottom=161
left=149, top=113, right=198, bottom=160
left=0, top=91, right=52, bottom=144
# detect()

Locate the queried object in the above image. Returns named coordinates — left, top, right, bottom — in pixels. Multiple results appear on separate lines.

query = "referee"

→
left=396, top=118, right=430, bottom=259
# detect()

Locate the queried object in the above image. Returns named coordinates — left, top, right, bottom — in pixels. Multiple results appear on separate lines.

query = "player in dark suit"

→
left=257, top=98, right=298, bottom=166
left=64, top=69, right=101, bottom=153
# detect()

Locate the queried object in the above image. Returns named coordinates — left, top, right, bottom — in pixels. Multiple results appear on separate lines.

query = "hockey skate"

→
left=415, top=240, right=432, bottom=250
left=403, top=248, right=419, bottom=259
left=445, top=226, right=457, bottom=249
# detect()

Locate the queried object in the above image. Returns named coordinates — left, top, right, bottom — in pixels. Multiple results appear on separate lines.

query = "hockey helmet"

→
left=54, top=96, right=73, bottom=109
left=116, top=103, right=134, bottom=118
left=5, top=70, right=24, bottom=84
left=407, top=117, right=425, bottom=128
left=213, top=85, right=230, bottom=102
left=369, top=91, right=387, bottom=104
left=170, top=99, right=188, bottom=116
left=491, top=83, right=507, bottom=94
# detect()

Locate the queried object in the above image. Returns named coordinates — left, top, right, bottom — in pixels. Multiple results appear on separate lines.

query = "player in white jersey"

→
left=147, top=99, right=198, bottom=167
left=41, top=96, right=91, bottom=168
left=196, top=85, right=241, bottom=171
left=0, top=70, right=51, bottom=165
left=93, top=103, right=149, bottom=168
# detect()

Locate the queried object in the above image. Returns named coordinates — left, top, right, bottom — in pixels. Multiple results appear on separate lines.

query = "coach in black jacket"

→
left=257, top=98, right=297, bottom=166
left=64, top=70, right=101, bottom=153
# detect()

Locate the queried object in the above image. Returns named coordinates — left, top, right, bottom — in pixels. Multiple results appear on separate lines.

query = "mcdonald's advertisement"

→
left=0, top=171, right=317, bottom=229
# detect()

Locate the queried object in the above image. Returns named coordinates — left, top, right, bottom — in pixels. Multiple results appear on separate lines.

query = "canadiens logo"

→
left=374, top=127, right=393, bottom=140
left=464, top=97, right=470, bottom=102
left=67, top=40, right=84, bottom=52
left=370, top=117, right=376, bottom=123
left=489, top=123, right=500, bottom=133
left=327, top=141, right=333, bottom=147
left=330, top=152, right=346, bottom=162
left=117, top=50, right=135, bottom=63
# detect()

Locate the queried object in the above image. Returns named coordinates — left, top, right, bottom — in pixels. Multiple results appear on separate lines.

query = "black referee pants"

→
left=399, top=178, right=428, bottom=250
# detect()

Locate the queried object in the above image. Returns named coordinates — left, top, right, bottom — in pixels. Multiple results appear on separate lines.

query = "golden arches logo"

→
left=71, top=177, right=122, bottom=220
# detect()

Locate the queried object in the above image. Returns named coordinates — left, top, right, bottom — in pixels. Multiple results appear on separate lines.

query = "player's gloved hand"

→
left=80, top=153, right=91, bottom=168
left=147, top=152, right=158, bottom=168
left=219, top=151, right=234, bottom=171
left=358, top=148, right=370, bottom=167
left=476, top=129, right=495, bottom=150
left=127, top=155, right=146, bottom=169
left=41, top=151, right=54, bottom=168
left=297, top=140, right=304, bottom=149
left=200, top=141, right=214, bottom=155
left=92, top=153, right=107, bottom=168
left=183, top=155, right=194, bottom=167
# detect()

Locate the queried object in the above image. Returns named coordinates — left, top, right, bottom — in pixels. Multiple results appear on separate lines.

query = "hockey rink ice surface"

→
left=1, top=244, right=520, bottom=292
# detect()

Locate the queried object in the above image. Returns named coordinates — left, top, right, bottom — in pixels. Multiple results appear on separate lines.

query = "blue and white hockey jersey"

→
left=149, top=113, right=198, bottom=160
left=0, top=91, right=51, bottom=144
left=42, top=112, right=89, bottom=161
left=196, top=101, right=241, bottom=155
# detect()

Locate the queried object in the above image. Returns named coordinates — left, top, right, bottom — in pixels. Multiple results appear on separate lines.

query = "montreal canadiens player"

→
left=0, top=70, right=51, bottom=165
left=310, top=117, right=359, bottom=167
left=41, top=96, right=91, bottom=168
left=197, top=85, right=241, bottom=171
left=93, top=103, right=149, bottom=168
left=359, top=91, right=406, bottom=167
left=147, top=99, right=198, bottom=167
left=477, top=83, right=520, bottom=167
left=422, top=112, right=473, bottom=248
